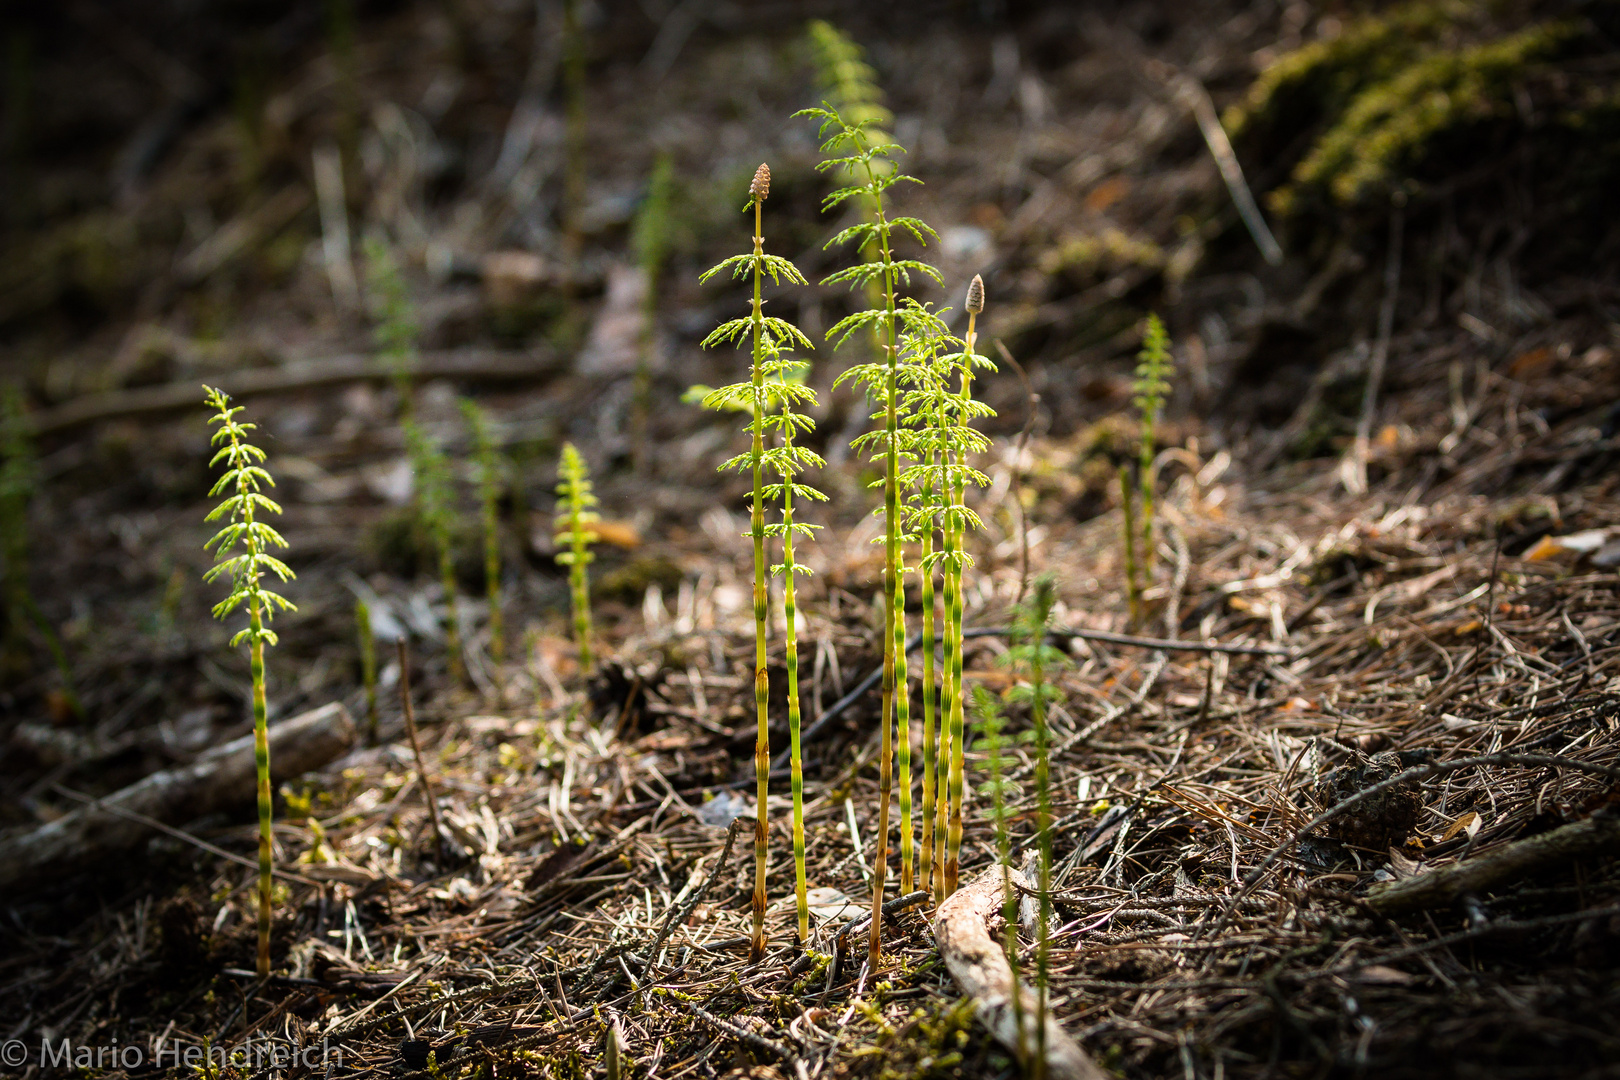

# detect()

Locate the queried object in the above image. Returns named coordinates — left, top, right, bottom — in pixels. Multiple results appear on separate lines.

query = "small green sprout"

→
left=202, top=385, right=296, bottom=977
left=554, top=442, right=599, bottom=672
left=970, top=685, right=1028, bottom=1067
left=1132, top=313, right=1174, bottom=576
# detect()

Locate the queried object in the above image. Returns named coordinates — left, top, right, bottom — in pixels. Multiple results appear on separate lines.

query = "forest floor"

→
left=2, top=3, right=1619, bottom=1079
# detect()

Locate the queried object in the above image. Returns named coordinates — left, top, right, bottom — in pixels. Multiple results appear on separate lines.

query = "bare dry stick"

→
left=934, top=865, right=1107, bottom=1080
left=396, top=638, right=446, bottom=864
left=1176, top=76, right=1283, bottom=266
left=1367, top=810, right=1620, bottom=914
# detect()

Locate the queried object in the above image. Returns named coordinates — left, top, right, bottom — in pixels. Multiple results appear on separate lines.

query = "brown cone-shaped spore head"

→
left=965, top=273, right=985, bottom=315
left=750, top=163, right=770, bottom=203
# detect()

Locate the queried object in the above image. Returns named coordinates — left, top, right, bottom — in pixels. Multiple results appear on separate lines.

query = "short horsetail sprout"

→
left=970, top=685, right=1028, bottom=1065
left=698, top=161, right=816, bottom=958
left=1004, top=574, right=1066, bottom=1075
left=405, top=421, right=465, bottom=685
left=461, top=399, right=505, bottom=664
left=806, top=103, right=942, bottom=965
left=356, top=598, right=378, bottom=743
left=202, top=386, right=297, bottom=977
left=1133, top=314, right=1174, bottom=576
left=554, top=442, right=599, bottom=673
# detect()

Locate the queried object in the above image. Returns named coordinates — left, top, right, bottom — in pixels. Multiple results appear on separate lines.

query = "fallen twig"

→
left=1366, top=809, right=1620, bottom=914
left=934, top=865, right=1106, bottom=1080
left=0, top=702, right=354, bottom=892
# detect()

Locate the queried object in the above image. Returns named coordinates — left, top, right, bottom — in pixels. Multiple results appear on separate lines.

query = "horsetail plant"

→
left=202, top=386, right=296, bottom=977
left=405, top=421, right=464, bottom=685
left=970, top=684, right=1029, bottom=1067
left=1003, top=574, right=1066, bottom=1077
left=554, top=442, right=599, bottom=673
left=461, top=399, right=505, bottom=664
left=765, top=335, right=826, bottom=947
left=698, top=162, right=815, bottom=959
left=804, top=104, right=942, bottom=965
left=1133, top=314, right=1174, bottom=577
left=939, top=275, right=994, bottom=900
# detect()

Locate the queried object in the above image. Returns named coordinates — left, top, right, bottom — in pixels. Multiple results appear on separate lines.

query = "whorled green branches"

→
left=554, top=442, right=599, bottom=673
left=804, top=101, right=941, bottom=966
left=460, top=399, right=506, bottom=665
left=699, top=162, right=815, bottom=960
left=899, top=286, right=993, bottom=903
left=202, top=385, right=296, bottom=978
left=763, top=341, right=827, bottom=947
left=1002, top=574, right=1067, bottom=1079
left=405, top=421, right=464, bottom=685
left=1132, top=313, right=1173, bottom=578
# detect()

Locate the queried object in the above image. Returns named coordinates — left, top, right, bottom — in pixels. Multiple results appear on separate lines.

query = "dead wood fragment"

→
left=0, top=702, right=355, bottom=892
left=32, top=348, right=562, bottom=436
left=1366, top=810, right=1620, bottom=914
left=933, top=865, right=1107, bottom=1080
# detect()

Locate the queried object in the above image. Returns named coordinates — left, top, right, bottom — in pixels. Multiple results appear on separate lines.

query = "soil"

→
left=3, top=3, right=1619, bottom=1079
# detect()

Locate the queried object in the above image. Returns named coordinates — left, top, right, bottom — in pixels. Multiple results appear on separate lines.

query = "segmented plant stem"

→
left=357, top=598, right=377, bottom=744
left=748, top=198, right=770, bottom=964
left=944, top=310, right=977, bottom=898
left=869, top=178, right=902, bottom=971
left=782, top=438, right=810, bottom=945
left=249, top=597, right=272, bottom=976
left=1120, top=464, right=1142, bottom=629
left=918, top=458, right=937, bottom=900
left=1032, top=619, right=1053, bottom=1080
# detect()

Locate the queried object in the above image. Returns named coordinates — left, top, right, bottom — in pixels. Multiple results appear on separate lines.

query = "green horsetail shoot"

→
left=202, top=386, right=296, bottom=977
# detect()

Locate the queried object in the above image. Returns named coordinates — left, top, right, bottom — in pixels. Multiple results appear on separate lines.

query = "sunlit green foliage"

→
left=804, top=100, right=941, bottom=964
left=699, top=162, right=818, bottom=956
left=202, top=385, right=295, bottom=977
left=554, top=442, right=599, bottom=672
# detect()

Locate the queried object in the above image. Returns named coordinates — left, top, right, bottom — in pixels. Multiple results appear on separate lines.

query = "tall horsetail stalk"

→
left=554, top=443, right=599, bottom=672
left=897, top=296, right=989, bottom=901
left=806, top=104, right=941, bottom=964
left=943, top=274, right=991, bottom=898
left=406, top=422, right=464, bottom=684
left=461, top=399, right=505, bottom=664
left=1006, top=575, right=1065, bottom=1077
left=1133, top=314, right=1174, bottom=577
left=698, top=163, right=815, bottom=959
left=202, top=386, right=296, bottom=977
left=766, top=325, right=826, bottom=947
